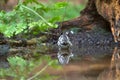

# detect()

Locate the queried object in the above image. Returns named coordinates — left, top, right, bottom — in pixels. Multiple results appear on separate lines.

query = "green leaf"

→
left=54, top=2, right=68, bottom=9
left=4, top=25, right=16, bottom=37
left=15, top=23, right=27, bottom=35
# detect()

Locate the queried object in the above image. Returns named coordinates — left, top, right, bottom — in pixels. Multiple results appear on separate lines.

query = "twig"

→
left=21, top=5, right=53, bottom=27
left=27, top=61, right=54, bottom=80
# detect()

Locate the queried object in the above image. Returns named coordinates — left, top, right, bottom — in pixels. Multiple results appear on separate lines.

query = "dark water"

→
left=1, top=45, right=120, bottom=80
left=55, top=46, right=120, bottom=80
left=53, top=31, right=120, bottom=80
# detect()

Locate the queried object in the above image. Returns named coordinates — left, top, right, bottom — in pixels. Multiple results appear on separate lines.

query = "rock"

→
left=0, top=44, right=10, bottom=56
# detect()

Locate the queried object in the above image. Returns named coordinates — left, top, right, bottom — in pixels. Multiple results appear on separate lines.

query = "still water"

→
left=0, top=45, right=120, bottom=80
left=50, top=46, right=120, bottom=80
left=50, top=32, right=120, bottom=80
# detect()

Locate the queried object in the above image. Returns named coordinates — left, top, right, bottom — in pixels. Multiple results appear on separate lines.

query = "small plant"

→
left=0, top=56, right=60, bottom=80
left=0, top=0, right=85, bottom=38
left=0, top=0, right=68, bottom=37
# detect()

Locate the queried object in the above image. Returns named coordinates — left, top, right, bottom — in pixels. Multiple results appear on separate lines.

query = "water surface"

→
left=54, top=46, right=120, bottom=80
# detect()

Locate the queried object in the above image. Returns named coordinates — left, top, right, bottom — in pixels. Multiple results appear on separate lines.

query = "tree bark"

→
left=95, top=0, right=120, bottom=42
left=58, top=0, right=110, bottom=31
left=56, top=0, right=120, bottom=43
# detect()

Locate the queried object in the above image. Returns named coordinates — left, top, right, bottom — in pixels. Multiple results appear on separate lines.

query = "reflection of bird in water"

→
left=57, top=51, right=73, bottom=64
left=57, top=32, right=73, bottom=64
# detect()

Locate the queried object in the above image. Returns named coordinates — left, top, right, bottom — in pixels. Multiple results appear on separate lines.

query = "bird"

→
left=57, top=32, right=73, bottom=64
left=57, top=32, right=72, bottom=50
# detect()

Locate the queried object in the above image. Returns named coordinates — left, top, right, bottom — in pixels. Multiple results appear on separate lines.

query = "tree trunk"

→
left=55, top=0, right=120, bottom=43
left=58, top=0, right=109, bottom=30
left=95, top=0, right=120, bottom=43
